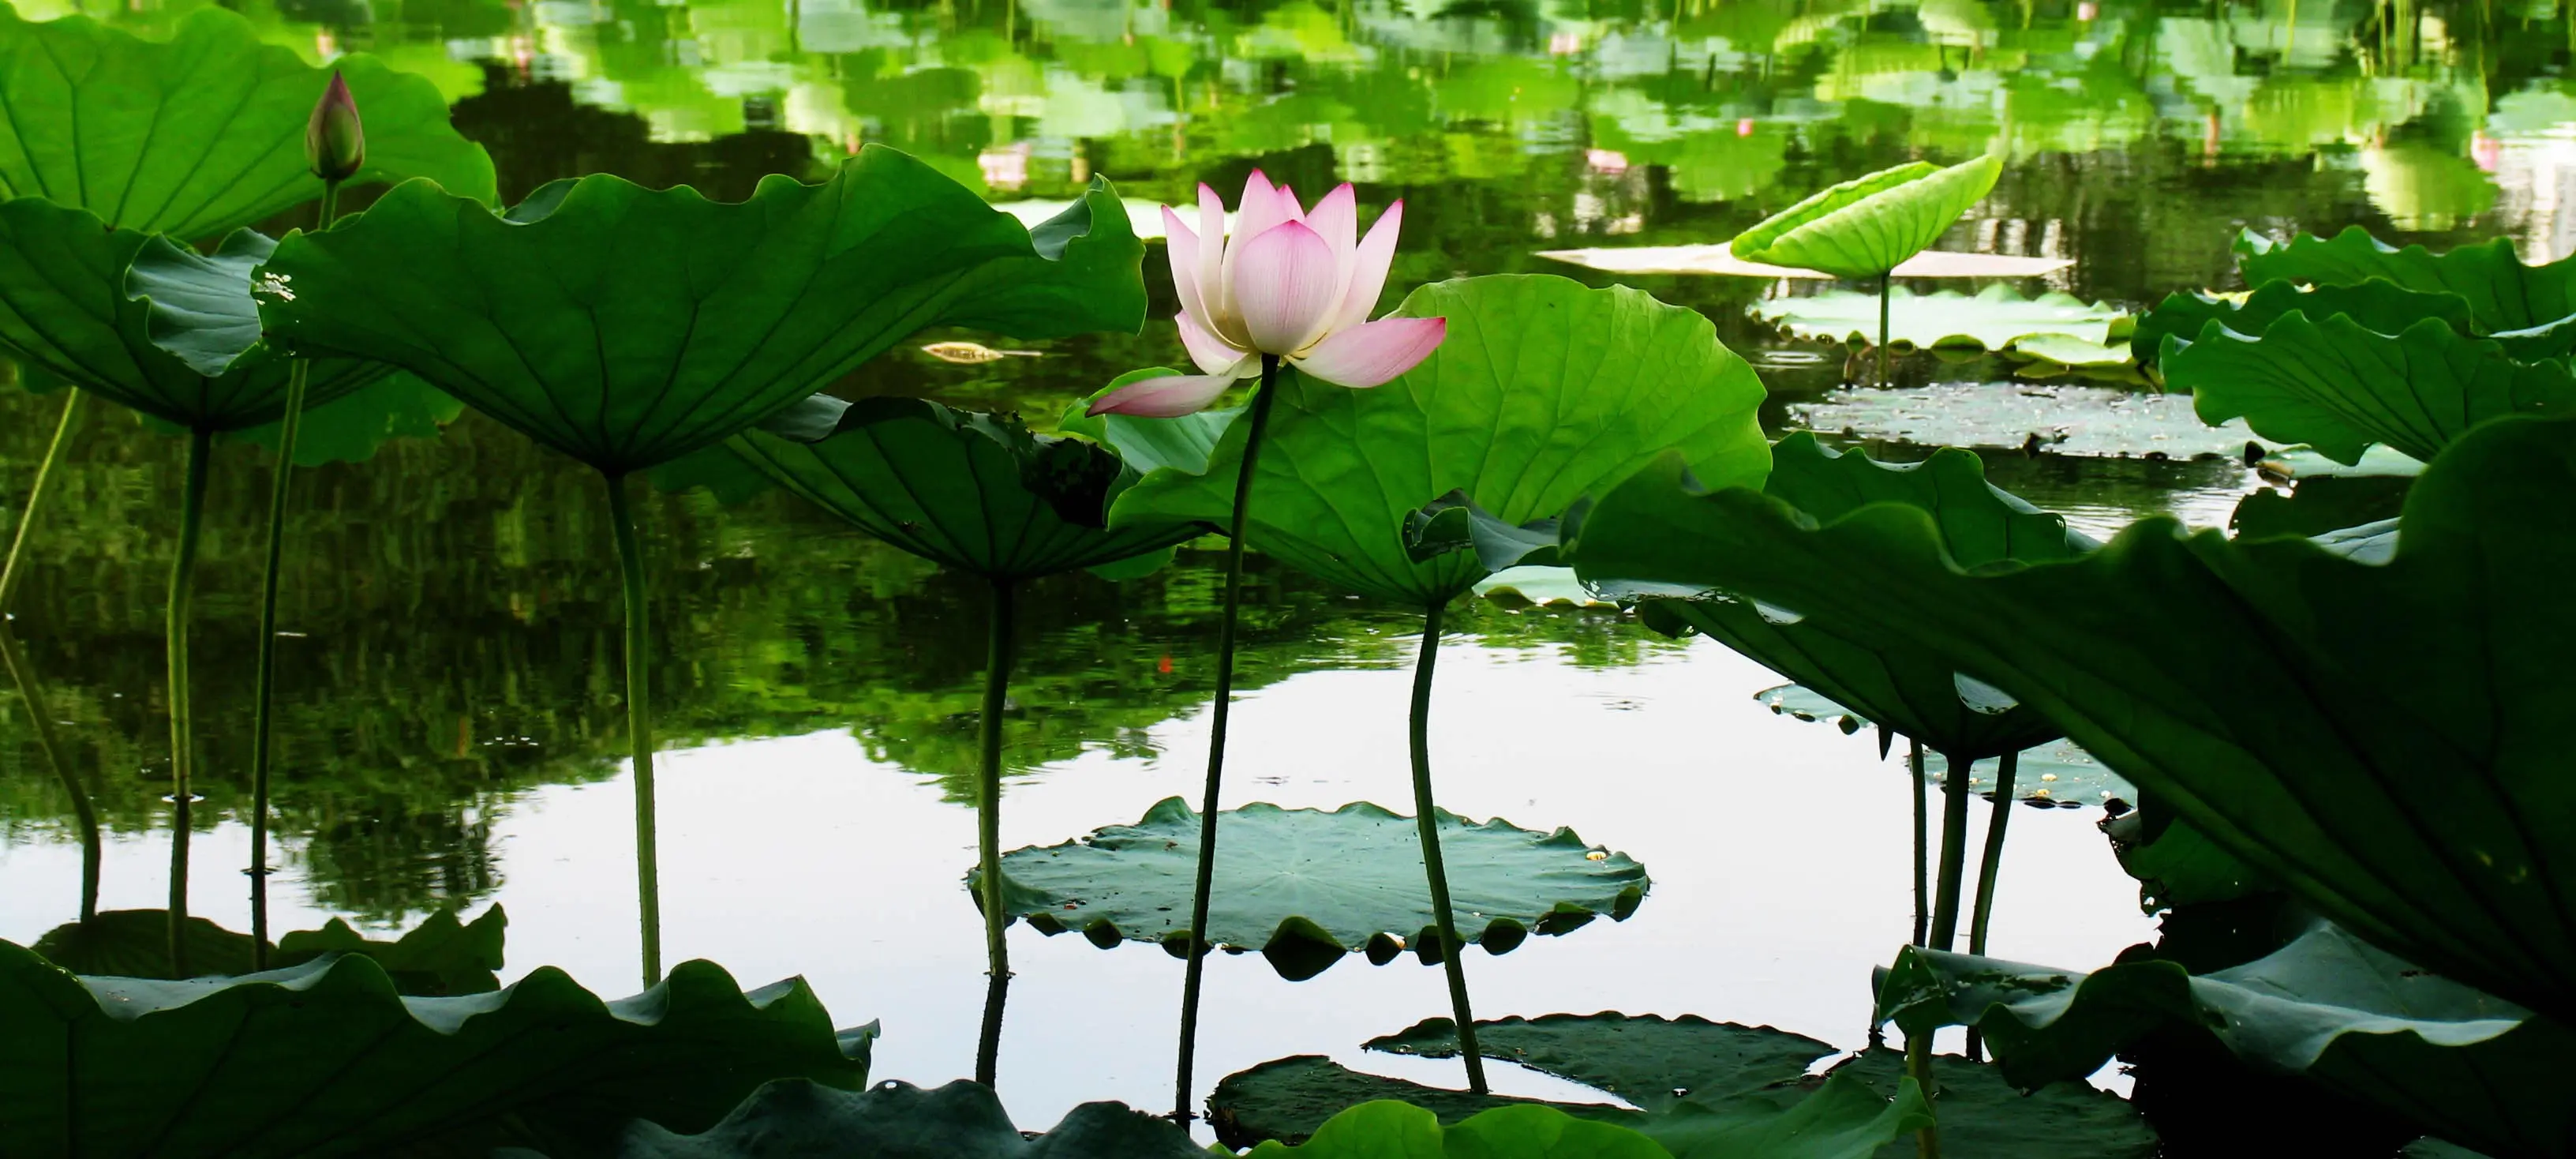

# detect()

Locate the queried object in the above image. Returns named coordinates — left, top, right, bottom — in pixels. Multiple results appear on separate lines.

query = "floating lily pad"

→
left=1788, top=383, right=2265, bottom=459
left=1922, top=739, right=2136, bottom=809
left=982, top=797, right=1647, bottom=980
left=1472, top=565, right=1613, bottom=608
left=1754, top=684, right=1866, bottom=733
left=0, top=937, right=874, bottom=1154
left=1754, top=284, right=2128, bottom=353
left=1209, top=1055, right=1605, bottom=1147
left=1238, top=1097, right=1675, bottom=1159
left=1362, top=1013, right=1835, bottom=1114
left=1825, top=1048, right=2157, bottom=1159
left=1537, top=246, right=2072, bottom=279
left=30, top=906, right=508, bottom=996
left=605, top=1078, right=1204, bottom=1158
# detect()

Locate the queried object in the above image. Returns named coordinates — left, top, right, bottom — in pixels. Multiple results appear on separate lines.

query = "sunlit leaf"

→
left=1729, top=155, right=2004, bottom=279
left=2130, top=280, right=2475, bottom=368
left=2233, top=228, right=2576, bottom=332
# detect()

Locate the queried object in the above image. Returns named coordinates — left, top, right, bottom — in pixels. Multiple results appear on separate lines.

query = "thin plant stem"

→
left=975, top=577, right=1017, bottom=1088
left=1, top=390, right=95, bottom=920
left=1877, top=272, right=1893, bottom=388
left=1410, top=600, right=1488, bottom=1093
left=1173, top=354, right=1282, bottom=1121
left=1964, top=749, right=2020, bottom=1063
left=166, top=427, right=213, bottom=977
left=1906, top=1030, right=1944, bottom=1159
left=603, top=472, right=661, bottom=988
left=1909, top=738, right=1927, bottom=947
left=248, top=179, right=341, bottom=967
left=1926, top=750, right=1974, bottom=951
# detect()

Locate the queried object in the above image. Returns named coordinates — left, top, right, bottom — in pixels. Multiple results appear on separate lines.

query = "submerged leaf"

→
left=1561, top=413, right=2576, bottom=1026
left=256, top=152, right=1145, bottom=475
left=1099, top=275, right=1769, bottom=606
left=0, top=6, right=495, bottom=238
left=1730, top=155, right=2004, bottom=279
left=2161, top=312, right=2576, bottom=465
left=1753, top=284, right=2125, bottom=353
left=2233, top=228, right=2576, bottom=332
left=605, top=1079, right=1204, bottom=1157
left=981, top=797, right=1647, bottom=980
left=1875, top=925, right=2567, bottom=1159
left=655, top=396, right=1199, bottom=580
left=0, top=939, right=873, bottom=1156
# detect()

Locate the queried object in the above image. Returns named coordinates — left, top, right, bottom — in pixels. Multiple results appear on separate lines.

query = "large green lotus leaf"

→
left=2160, top=312, right=2576, bottom=465
left=600, top=1079, right=1206, bottom=1157
left=0, top=6, right=496, bottom=238
left=255, top=152, right=1146, bottom=475
left=2129, top=279, right=2477, bottom=367
left=0, top=938, right=875, bottom=1157
left=1754, top=284, right=2126, bottom=352
left=1789, top=383, right=2265, bottom=459
left=1210, top=1055, right=1603, bottom=1146
left=1102, top=274, right=1769, bottom=606
left=1825, top=1048, right=2156, bottom=1159
left=1559, top=412, right=2576, bottom=1025
left=2234, top=228, right=2576, bottom=332
left=0, top=198, right=391, bottom=429
left=2229, top=474, right=2414, bottom=542
left=1875, top=925, right=2570, bottom=1159
left=1729, top=155, right=2003, bottom=279
left=1361, top=1014, right=1833, bottom=1115
left=654, top=395, right=1199, bottom=580
left=1242, top=1099, right=1671, bottom=1159
left=979, top=797, right=1648, bottom=981
left=2104, top=801, right=2267, bottom=911
left=32, top=906, right=507, bottom=996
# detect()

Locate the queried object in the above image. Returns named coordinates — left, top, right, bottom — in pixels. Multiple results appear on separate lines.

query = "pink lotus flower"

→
left=1088, top=172, right=1447, bottom=418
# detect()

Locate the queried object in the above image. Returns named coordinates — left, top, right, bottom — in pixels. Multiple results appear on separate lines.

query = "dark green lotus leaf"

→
left=1362, top=1013, right=1833, bottom=1115
left=2130, top=279, right=2477, bottom=367
left=1103, top=274, right=1769, bottom=606
left=2230, top=474, right=2413, bottom=542
left=1875, top=925, right=2569, bottom=1159
left=2104, top=802, right=2266, bottom=911
left=598, top=1078, right=1204, bottom=1158
left=1825, top=1048, right=2156, bottom=1159
left=2234, top=228, right=2576, bottom=332
left=0, top=6, right=496, bottom=238
left=0, top=199, right=391, bottom=429
left=256, top=152, right=1145, bottom=475
left=979, top=797, right=1648, bottom=980
left=1559, top=412, right=2576, bottom=1025
left=655, top=395, right=1199, bottom=580
left=2160, top=312, right=2576, bottom=465
left=28, top=905, right=507, bottom=996
left=1754, top=284, right=2125, bottom=352
left=1208, top=1055, right=1924, bottom=1159
left=1730, top=155, right=2004, bottom=279
left=2258, top=444, right=2426, bottom=480
left=0, top=937, right=874, bottom=1156
left=1790, top=383, right=2263, bottom=459
left=1239, top=1097, right=1672, bottom=1158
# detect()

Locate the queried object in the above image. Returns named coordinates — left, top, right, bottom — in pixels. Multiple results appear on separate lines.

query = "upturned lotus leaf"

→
left=2233, top=228, right=2576, bottom=332
left=1728, top=155, right=2004, bottom=279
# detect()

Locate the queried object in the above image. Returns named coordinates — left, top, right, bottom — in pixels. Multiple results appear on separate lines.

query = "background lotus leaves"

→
left=1102, top=274, right=1769, bottom=606
left=1785, top=383, right=2260, bottom=459
left=1754, top=284, right=2125, bottom=354
left=1728, top=155, right=2003, bottom=279
left=981, top=797, right=1648, bottom=980
left=598, top=1079, right=1205, bottom=1158
left=1875, top=925, right=2570, bottom=1158
left=32, top=905, right=507, bottom=996
left=2130, top=280, right=2478, bottom=367
left=654, top=395, right=1200, bottom=580
left=1561, top=413, right=2576, bottom=1026
left=0, top=199, right=391, bottom=429
left=1363, top=1013, right=1833, bottom=1115
left=2233, top=228, right=2576, bottom=333
left=0, top=938, right=874, bottom=1157
left=0, top=5, right=496, bottom=238
left=2160, top=311, right=2576, bottom=465
left=254, top=152, right=1146, bottom=475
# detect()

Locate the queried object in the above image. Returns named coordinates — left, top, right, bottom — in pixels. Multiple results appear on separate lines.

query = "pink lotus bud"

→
left=305, top=71, right=365, bottom=183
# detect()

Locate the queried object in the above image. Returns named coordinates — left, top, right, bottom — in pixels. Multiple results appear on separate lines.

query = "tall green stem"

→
left=166, top=427, right=213, bottom=977
left=1906, top=1031, right=1944, bottom=1159
left=1174, top=354, right=1282, bottom=1120
left=1909, top=738, right=1927, bottom=947
left=603, top=472, right=661, bottom=988
left=248, top=180, right=341, bottom=966
left=1926, top=750, right=1974, bottom=951
left=2, top=391, right=94, bottom=920
left=975, top=577, right=1017, bottom=1089
left=1410, top=600, right=1488, bottom=1093
left=1963, top=749, right=2020, bottom=1063
left=1876, top=272, right=1893, bottom=388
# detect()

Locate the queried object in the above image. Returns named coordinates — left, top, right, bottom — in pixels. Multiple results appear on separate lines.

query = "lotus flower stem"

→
left=1926, top=749, right=1974, bottom=951
left=1905, top=1032, right=1944, bottom=1159
left=248, top=179, right=342, bottom=968
left=1963, top=748, right=2019, bottom=1063
left=1174, top=353, right=1283, bottom=1120
left=603, top=472, right=662, bottom=988
left=1909, top=738, right=1927, bottom=947
left=1876, top=272, right=1893, bottom=388
left=1410, top=599, right=1488, bottom=1093
left=975, top=576, right=1018, bottom=1089
left=167, top=427, right=213, bottom=977
left=0, top=390, right=95, bottom=921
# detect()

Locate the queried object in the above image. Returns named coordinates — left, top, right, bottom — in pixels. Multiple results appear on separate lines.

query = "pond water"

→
left=0, top=0, right=2567, bottom=1143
